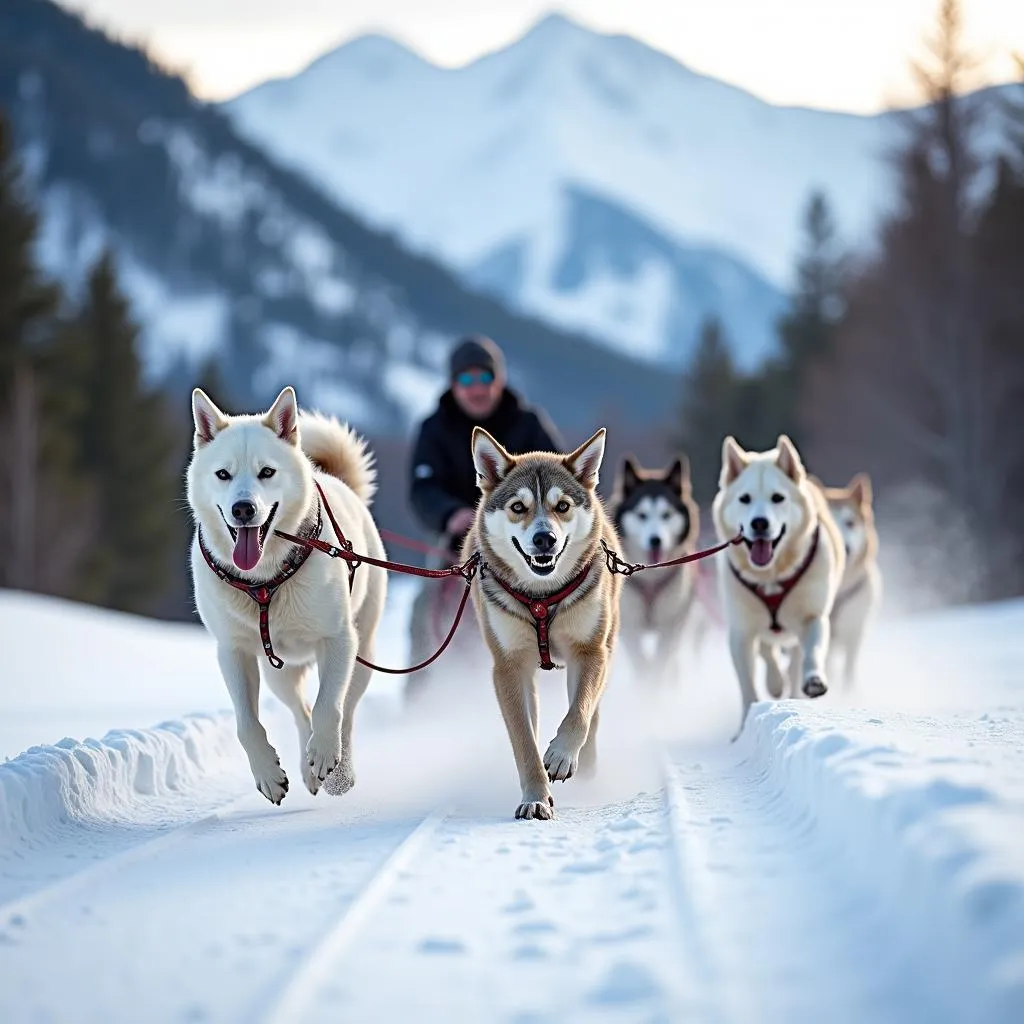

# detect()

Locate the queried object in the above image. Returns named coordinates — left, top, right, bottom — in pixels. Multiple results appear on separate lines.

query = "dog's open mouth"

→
left=512, top=537, right=567, bottom=578
left=221, top=503, right=279, bottom=571
left=744, top=525, right=786, bottom=567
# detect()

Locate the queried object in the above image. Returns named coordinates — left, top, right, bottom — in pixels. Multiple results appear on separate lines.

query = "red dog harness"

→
left=484, top=559, right=594, bottom=670
left=197, top=499, right=324, bottom=669
left=728, top=526, right=821, bottom=633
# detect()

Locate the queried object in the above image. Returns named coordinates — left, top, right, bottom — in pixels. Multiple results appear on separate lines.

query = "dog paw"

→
left=544, top=737, right=581, bottom=782
left=515, top=795, right=555, bottom=820
left=306, top=731, right=342, bottom=783
left=803, top=675, right=828, bottom=699
left=301, top=760, right=321, bottom=796
left=322, top=757, right=355, bottom=796
left=253, top=762, right=289, bottom=805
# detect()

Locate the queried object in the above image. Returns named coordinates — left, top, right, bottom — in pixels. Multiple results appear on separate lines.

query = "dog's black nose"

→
left=533, top=530, right=557, bottom=553
left=232, top=500, right=257, bottom=524
left=649, top=536, right=662, bottom=552
left=750, top=516, right=770, bottom=534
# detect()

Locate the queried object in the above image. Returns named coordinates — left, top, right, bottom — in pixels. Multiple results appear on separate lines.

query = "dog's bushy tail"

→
left=298, top=411, right=377, bottom=505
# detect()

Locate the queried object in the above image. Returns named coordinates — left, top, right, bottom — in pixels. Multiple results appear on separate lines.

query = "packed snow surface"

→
left=0, top=581, right=1021, bottom=1022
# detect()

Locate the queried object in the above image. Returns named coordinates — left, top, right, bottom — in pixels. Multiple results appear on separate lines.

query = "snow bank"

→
left=740, top=703, right=1024, bottom=1023
left=0, top=713, right=237, bottom=849
left=0, top=590, right=225, bottom=760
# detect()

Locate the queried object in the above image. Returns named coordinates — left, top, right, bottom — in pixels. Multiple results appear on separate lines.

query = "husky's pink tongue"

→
left=749, top=538, right=774, bottom=567
left=233, top=526, right=263, bottom=571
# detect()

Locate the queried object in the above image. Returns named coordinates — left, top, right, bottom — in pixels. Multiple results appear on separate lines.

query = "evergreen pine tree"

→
left=0, top=110, right=96, bottom=594
left=162, top=356, right=230, bottom=620
left=193, top=356, right=232, bottom=414
left=76, top=249, right=177, bottom=613
left=674, top=317, right=741, bottom=506
left=0, top=113, right=58, bottom=397
left=772, top=190, right=844, bottom=446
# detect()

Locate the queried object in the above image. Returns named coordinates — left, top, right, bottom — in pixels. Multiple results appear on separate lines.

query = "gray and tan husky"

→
left=463, top=427, right=621, bottom=820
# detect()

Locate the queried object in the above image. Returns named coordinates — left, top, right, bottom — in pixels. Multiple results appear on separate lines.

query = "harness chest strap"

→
left=729, top=526, right=821, bottom=633
left=203, top=482, right=481, bottom=674
left=485, top=560, right=594, bottom=670
left=198, top=502, right=324, bottom=670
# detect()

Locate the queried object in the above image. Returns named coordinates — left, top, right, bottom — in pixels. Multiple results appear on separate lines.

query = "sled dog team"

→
left=186, top=386, right=881, bottom=820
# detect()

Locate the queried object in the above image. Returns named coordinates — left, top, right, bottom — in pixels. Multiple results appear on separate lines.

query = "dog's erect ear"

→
left=720, top=436, right=749, bottom=486
left=620, top=455, right=641, bottom=494
left=192, top=388, right=228, bottom=446
left=263, top=386, right=299, bottom=446
left=566, top=428, right=606, bottom=490
left=472, top=427, right=512, bottom=490
left=775, top=435, right=806, bottom=483
left=849, top=472, right=873, bottom=506
left=665, top=455, right=690, bottom=494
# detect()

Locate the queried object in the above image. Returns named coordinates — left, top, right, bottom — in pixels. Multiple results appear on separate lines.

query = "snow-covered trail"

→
left=2, top=722, right=1013, bottom=1024
left=1, top=589, right=1023, bottom=1022
left=0, top=788, right=438, bottom=1022
left=297, top=754, right=925, bottom=1024
left=3, top=707, right=1021, bottom=1023
left=666, top=751, right=936, bottom=1024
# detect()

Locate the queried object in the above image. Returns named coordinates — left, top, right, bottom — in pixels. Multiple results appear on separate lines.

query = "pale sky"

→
left=67, top=0, right=1022, bottom=112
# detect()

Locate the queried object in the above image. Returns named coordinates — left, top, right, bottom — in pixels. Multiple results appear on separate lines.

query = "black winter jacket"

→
left=409, top=388, right=564, bottom=537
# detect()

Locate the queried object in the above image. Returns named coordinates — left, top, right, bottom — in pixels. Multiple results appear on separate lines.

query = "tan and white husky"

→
left=186, top=386, right=385, bottom=804
left=820, top=473, right=882, bottom=689
left=463, top=427, right=621, bottom=820
left=712, top=435, right=845, bottom=734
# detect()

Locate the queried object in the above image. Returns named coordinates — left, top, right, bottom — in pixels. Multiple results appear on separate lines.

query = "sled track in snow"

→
left=661, top=749, right=952, bottom=1024
left=0, top=790, right=255, bottom=931
left=259, top=809, right=447, bottom=1024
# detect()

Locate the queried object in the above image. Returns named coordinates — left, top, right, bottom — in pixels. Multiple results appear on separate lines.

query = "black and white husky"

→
left=611, top=456, right=701, bottom=690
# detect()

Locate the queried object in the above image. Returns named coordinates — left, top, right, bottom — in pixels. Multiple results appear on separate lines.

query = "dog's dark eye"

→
left=510, top=501, right=527, bottom=515
left=771, top=493, right=785, bottom=504
left=555, top=500, right=571, bottom=514
left=738, top=494, right=752, bottom=505
left=661, top=511, right=671, bottom=520
left=215, top=469, right=231, bottom=481
left=258, top=467, right=276, bottom=480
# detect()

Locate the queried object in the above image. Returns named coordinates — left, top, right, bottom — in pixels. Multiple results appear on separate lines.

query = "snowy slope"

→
left=3, top=1, right=685, bottom=441
left=224, top=14, right=931, bottom=368
left=0, top=591, right=223, bottom=762
left=228, top=14, right=896, bottom=282
left=0, top=582, right=1022, bottom=1021
left=466, top=185, right=786, bottom=369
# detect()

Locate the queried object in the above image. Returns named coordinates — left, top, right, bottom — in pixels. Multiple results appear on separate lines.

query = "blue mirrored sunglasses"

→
left=455, top=369, right=495, bottom=387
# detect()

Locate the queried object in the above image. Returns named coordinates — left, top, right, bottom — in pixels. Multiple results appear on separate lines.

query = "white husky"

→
left=186, top=386, right=386, bottom=804
left=713, top=435, right=845, bottom=734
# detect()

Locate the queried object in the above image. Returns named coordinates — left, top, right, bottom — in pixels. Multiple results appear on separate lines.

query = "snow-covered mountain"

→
left=465, top=184, right=786, bottom=367
left=1, top=1, right=682, bottom=440
left=225, top=14, right=913, bottom=369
